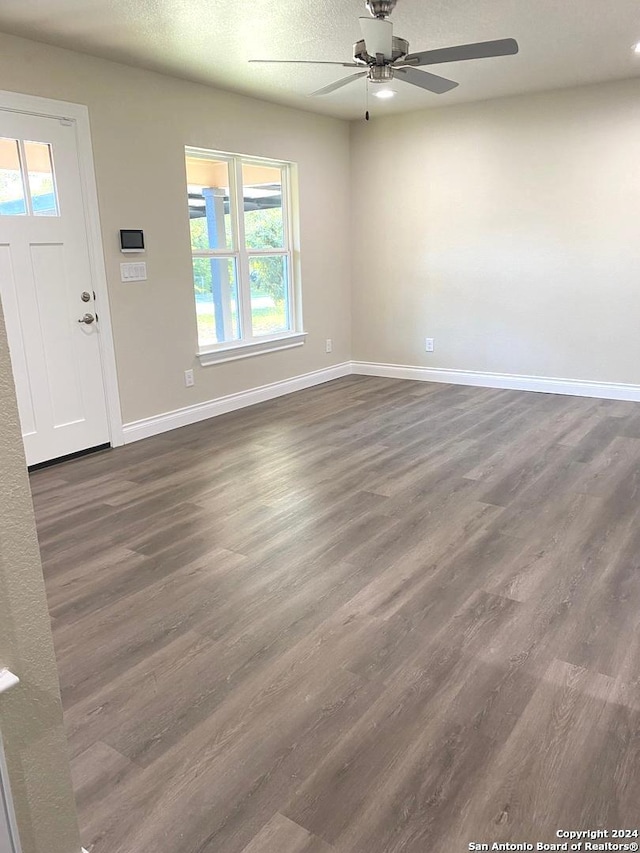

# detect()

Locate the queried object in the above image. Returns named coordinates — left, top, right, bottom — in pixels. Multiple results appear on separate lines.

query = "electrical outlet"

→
left=184, top=369, right=194, bottom=387
left=325, top=338, right=333, bottom=353
left=425, top=338, right=434, bottom=353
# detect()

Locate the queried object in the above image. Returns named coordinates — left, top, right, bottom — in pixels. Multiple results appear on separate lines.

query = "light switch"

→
left=120, top=262, right=147, bottom=282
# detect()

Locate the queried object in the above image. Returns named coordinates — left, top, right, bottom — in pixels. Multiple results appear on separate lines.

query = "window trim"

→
left=197, top=331, right=307, bottom=366
left=186, top=147, right=303, bottom=363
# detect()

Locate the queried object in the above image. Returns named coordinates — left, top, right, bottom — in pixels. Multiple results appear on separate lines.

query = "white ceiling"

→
left=1, top=0, right=640, bottom=119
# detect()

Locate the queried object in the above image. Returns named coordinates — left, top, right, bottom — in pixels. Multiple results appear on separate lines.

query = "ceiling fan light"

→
left=373, top=88, right=396, bottom=99
left=634, top=42, right=640, bottom=54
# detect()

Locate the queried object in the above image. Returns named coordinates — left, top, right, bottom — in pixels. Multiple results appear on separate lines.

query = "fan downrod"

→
left=365, top=0, right=397, bottom=19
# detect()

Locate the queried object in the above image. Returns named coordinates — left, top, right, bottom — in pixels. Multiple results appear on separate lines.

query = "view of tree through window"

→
left=186, top=151, right=294, bottom=348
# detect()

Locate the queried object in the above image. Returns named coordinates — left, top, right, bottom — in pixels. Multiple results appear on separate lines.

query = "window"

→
left=185, top=148, right=304, bottom=363
left=0, top=137, right=59, bottom=216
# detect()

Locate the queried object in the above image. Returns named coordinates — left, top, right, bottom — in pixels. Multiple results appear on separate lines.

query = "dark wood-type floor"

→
left=30, top=376, right=640, bottom=853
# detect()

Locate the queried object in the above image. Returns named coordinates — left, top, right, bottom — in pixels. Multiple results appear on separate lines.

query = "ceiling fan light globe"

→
left=373, top=88, right=395, bottom=99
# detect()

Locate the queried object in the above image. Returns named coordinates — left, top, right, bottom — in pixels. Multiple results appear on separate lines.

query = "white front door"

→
left=0, top=109, right=110, bottom=466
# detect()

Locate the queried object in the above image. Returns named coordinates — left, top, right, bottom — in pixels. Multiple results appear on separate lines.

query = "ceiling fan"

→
left=250, top=0, right=518, bottom=100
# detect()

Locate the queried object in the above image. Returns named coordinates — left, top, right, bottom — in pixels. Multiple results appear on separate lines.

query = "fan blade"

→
left=403, top=38, right=519, bottom=66
left=359, top=17, right=394, bottom=60
left=250, top=59, right=360, bottom=66
left=395, top=67, right=458, bottom=94
left=311, top=71, right=368, bottom=96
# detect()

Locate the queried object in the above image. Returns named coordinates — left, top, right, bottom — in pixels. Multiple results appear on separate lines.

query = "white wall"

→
left=351, top=78, right=640, bottom=385
left=0, top=32, right=352, bottom=425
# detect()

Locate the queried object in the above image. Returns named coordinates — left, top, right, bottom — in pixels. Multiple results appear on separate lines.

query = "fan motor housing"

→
left=353, top=35, right=409, bottom=65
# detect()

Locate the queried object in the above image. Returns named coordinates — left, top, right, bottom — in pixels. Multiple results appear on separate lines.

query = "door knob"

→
left=78, top=313, right=95, bottom=325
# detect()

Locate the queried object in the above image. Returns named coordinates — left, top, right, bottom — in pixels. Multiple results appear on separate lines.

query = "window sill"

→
left=197, top=332, right=307, bottom=366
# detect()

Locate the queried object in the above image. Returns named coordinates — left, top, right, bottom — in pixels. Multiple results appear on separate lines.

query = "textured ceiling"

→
left=1, top=0, right=640, bottom=119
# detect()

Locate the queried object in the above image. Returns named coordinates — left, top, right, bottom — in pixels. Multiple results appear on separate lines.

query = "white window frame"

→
left=186, top=147, right=305, bottom=365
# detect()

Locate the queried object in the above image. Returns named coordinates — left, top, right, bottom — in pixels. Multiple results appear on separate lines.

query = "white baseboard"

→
left=352, top=360, right=640, bottom=402
left=122, top=362, right=352, bottom=443
left=121, top=359, right=640, bottom=445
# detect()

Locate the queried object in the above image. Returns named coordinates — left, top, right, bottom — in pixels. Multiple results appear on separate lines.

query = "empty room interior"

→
left=2, top=1, right=640, bottom=852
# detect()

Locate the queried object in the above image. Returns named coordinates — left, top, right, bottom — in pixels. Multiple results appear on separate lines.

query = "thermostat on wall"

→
left=120, top=229, right=145, bottom=253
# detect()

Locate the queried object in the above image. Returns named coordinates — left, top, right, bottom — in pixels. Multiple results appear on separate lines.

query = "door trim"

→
left=0, top=89, right=123, bottom=447
left=0, top=670, right=22, bottom=853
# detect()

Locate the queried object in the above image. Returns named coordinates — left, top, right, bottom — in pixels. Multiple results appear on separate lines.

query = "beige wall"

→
left=0, top=31, right=352, bottom=425
left=351, top=78, right=640, bottom=384
left=0, top=306, right=81, bottom=853
left=3, top=31, right=640, bottom=419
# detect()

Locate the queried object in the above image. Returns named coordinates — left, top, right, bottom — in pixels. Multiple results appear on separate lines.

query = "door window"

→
left=0, top=137, right=59, bottom=216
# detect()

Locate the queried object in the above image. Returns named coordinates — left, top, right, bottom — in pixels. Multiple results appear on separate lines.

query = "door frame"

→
left=0, top=89, right=123, bottom=448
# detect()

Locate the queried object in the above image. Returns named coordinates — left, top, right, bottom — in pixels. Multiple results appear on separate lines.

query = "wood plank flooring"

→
left=30, top=376, right=640, bottom=853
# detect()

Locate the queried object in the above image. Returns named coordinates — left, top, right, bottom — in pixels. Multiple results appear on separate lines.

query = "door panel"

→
left=0, top=110, right=110, bottom=465
left=31, top=242, right=85, bottom=427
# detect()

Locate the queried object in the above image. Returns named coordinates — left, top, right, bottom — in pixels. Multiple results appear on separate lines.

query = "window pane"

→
left=193, top=257, right=241, bottom=347
left=243, top=164, right=284, bottom=250
left=186, top=155, right=233, bottom=251
left=0, top=138, right=26, bottom=216
left=24, top=141, right=59, bottom=216
left=249, top=255, right=289, bottom=336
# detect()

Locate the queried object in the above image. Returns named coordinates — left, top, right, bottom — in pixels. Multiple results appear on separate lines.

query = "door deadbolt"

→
left=80, top=291, right=91, bottom=302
